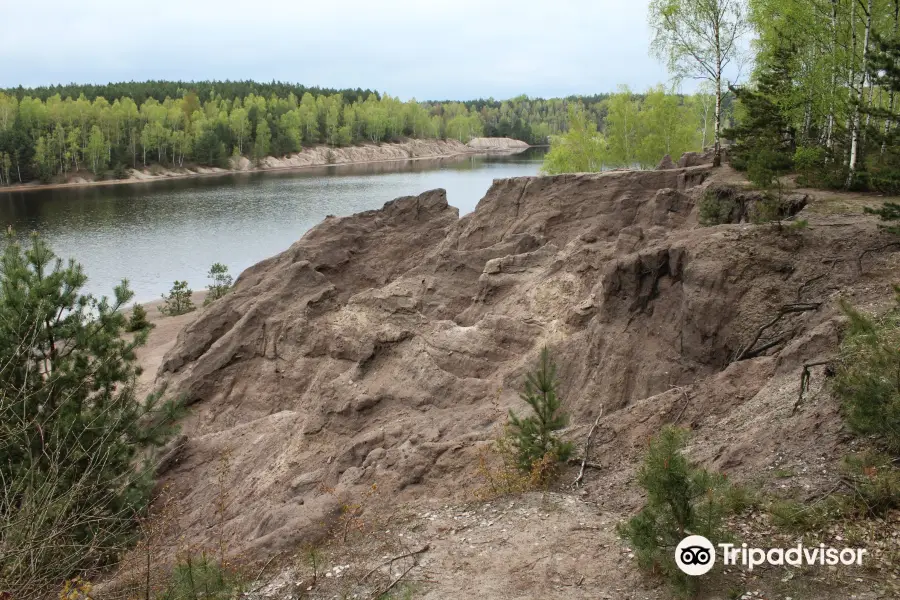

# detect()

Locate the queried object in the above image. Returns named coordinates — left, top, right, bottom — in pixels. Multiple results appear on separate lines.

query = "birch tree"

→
left=649, top=0, right=750, bottom=165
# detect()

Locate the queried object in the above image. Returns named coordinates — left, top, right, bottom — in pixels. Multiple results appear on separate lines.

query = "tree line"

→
left=0, top=83, right=716, bottom=186
left=542, top=84, right=721, bottom=173
left=728, top=0, right=900, bottom=191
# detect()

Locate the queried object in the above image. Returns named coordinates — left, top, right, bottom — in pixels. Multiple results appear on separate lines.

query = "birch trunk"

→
left=847, top=0, right=873, bottom=188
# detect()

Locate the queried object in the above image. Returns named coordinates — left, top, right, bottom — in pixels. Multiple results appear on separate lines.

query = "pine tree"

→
left=618, top=426, right=729, bottom=593
left=0, top=231, right=182, bottom=595
left=507, top=347, right=574, bottom=473
left=127, top=302, right=153, bottom=331
left=724, top=43, right=798, bottom=175
left=159, top=280, right=195, bottom=316
left=204, top=262, right=233, bottom=306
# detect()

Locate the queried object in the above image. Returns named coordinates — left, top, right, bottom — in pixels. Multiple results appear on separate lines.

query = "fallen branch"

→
left=734, top=303, right=821, bottom=362
left=574, top=406, right=603, bottom=488
left=359, top=544, right=430, bottom=585
left=567, top=458, right=603, bottom=470
left=369, top=561, right=419, bottom=600
left=857, top=241, right=900, bottom=274
left=673, top=389, right=691, bottom=424
left=251, top=551, right=282, bottom=589
left=791, top=360, right=832, bottom=415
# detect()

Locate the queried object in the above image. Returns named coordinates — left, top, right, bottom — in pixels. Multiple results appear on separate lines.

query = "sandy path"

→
left=131, top=290, right=206, bottom=398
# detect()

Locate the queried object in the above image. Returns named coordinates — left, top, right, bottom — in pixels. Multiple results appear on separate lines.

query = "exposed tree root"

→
left=734, top=303, right=822, bottom=362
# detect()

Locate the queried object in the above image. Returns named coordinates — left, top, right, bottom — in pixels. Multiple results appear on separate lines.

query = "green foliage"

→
left=128, top=302, right=154, bottom=332
left=793, top=146, right=827, bottom=186
left=155, top=553, right=245, bottom=600
left=698, top=187, right=738, bottom=226
left=0, top=83, right=724, bottom=185
left=833, top=294, right=900, bottom=454
left=507, top=347, right=574, bottom=474
left=838, top=452, right=900, bottom=517
left=203, top=263, right=233, bottom=306
left=725, top=43, right=797, bottom=175
left=112, top=162, right=129, bottom=179
left=0, top=231, right=183, bottom=596
left=768, top=453, right=900, bottom=531
left=541, top=104, right=606, bottom=174
left=618, top=426, right=732, bottom=593
left=159, top=280, right=195, bottom=316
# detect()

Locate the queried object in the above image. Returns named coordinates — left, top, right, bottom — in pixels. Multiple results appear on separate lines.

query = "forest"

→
left=731, top=0, right=900, bottom=191
left=544, top=0, right=900, bottom=192
left=0, top=81, right=717, bottom=186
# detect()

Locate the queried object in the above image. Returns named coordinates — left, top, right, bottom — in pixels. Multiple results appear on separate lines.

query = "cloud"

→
left=0, top=0, right=673, bottom=99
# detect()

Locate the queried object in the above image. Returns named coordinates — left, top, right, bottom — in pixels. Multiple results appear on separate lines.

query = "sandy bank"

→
left=1, top=138, right=528, bottom=193
left=130, top=291, right=206, bottom=399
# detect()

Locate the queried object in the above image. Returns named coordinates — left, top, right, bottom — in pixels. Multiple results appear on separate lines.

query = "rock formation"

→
left=154, top=154, right=898, bottom=562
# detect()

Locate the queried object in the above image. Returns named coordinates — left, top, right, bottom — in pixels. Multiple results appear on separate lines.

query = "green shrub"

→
left=156, top=553, right=245, bottom=600
left=507, top=347, right=574, bottom=476
left=0, top=232, right=183, bottom=597
left=159, top=281, right=195, bottom=316
left=618, top=426, right=731, bottom=593
left=127, top=302, right=154, bottom=332
left=793, top=146, right=826, bottom=186
left=839, top=452, right=900, bottom=517
left=203, top=263, right=233, bottom=306
left=698, top=188, right=738, bottom=226
left=767, top=453, right=899, bottom=531
left=113, top=162, right=129, bottom=180
left=833, top=294, right=900, bottom=454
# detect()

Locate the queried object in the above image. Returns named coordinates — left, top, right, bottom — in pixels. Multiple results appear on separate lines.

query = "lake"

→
left=0, top=148, right=546, bottom=303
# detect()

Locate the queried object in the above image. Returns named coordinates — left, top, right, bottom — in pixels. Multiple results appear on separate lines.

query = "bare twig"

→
left=359, top=545, right=429, bottom=584
left=369, top=560, right=420, bottom=600
left=251, top=551, right=282, bottom=589
left=574, top=406, right=603, bottom=488
left=673, top=389, right=691, bottom=424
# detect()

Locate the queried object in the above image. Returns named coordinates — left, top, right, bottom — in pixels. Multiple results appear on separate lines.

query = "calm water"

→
left=0, top=149, right=545, bottom=302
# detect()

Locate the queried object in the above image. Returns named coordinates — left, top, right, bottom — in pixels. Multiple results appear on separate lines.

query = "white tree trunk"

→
left=847, top=0, right=873, bottom=187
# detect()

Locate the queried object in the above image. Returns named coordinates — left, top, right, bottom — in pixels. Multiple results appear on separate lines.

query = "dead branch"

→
left=359, top=544, right=429, bottom=585
left=734, top=303, right=821, bottom=361
left=573, top=407, right=603, bottom=488
left=369, top=560, right=419, bottom=600
left=566, top=458, right=603, bottom=470
left=791, top=360, right=832, bottom=415
left=251, top=551, right=282, bottom=589
left=673, top=389, right=691, bottom=424
left=857, top=241, right=900, bottom=274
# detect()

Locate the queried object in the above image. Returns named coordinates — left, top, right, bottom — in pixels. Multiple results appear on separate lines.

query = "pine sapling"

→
left=507, top=347, right=574, bottom=476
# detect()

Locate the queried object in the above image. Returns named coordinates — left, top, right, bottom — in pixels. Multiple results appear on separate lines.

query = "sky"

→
left=0, top=0, right=674, bottom=101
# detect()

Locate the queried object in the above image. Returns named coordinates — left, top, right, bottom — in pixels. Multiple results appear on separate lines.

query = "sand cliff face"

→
left=152, top=155, right=898, bottom=571
left=234, top=138, right=477, bottom=171
left=466, top=137, right=531, bottom=152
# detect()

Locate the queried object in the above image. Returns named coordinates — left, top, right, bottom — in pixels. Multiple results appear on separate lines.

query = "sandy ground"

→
left=131, top=291, right=206, bottom=398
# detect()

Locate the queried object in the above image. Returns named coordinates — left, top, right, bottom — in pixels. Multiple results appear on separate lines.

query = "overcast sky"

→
left=0, top=0, right=674, bottom=100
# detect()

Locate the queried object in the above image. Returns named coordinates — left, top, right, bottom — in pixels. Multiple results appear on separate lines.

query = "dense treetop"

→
left=0, top=80, right=716, bottom=186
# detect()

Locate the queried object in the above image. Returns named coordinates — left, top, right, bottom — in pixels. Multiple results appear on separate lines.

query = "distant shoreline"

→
left=0, top=138, right=532, bottom=194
